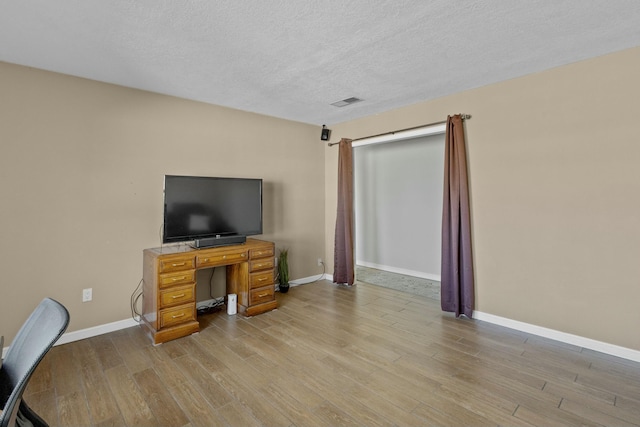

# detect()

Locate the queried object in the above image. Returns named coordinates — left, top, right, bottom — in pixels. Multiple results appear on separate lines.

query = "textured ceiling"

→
left=2, top=1, right=640, bottom=126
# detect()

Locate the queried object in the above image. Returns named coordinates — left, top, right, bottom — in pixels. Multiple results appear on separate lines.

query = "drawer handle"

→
left=202, top=258, right=209, bottom=263
left=171, top=262, right=186, bottom=267
left=241, top=253, right=246, bottom=257
left=172, top=276, right=186, bottom=281
left=258, top=277, right=267, bottom=282
left=255, top=263, right=264, bottom=268
left=171, top=294, right=185, bottom=299
left=258, top=293, right=268, bottom=298
left=171, top=313, right=185, bottom=319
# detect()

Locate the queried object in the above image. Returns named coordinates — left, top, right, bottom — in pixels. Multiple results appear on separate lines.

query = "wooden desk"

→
left=140, top=238, right=277, bottom=344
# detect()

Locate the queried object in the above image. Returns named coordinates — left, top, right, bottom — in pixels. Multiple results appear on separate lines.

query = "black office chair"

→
left=0, top=298, right=70, bottom=427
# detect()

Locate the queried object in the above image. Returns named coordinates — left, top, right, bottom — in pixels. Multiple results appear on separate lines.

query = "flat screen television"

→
left=163, top=175, right=263, bottom=248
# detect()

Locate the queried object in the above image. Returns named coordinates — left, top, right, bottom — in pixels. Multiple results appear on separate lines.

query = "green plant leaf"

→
left=278, top=248, right=289, bottom=286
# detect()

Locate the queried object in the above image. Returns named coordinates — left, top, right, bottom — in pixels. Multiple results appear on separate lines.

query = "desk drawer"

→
left=159, top=256, right=196, bottom=273
left=250, top=286, right=274, bottom=305
left=250, top=247, right=274, bottom=259
left=250, top=258, right=274, bottom=272
left=159, top=270, right=195, bottom=288
left=197, top=251, right=247, bottom=268
left=250, top=270, right=274, bottom=289
left=159, top=303, right=195, bottom=328
left=159, top=284, right=194, bottom=308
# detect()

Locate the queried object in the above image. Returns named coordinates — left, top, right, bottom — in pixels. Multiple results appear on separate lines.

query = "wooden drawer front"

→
left=250, top=271, right=274, bottom=289
left=159, top=270, right=195, bottom=288
left=159, top=284, right=194, bottom=308
left=250, top=286, right=274, bottom=305
left=250, top=247, right=274, bottom=259
left=250, top=258, right=274, bottom=272
left=159, top=303, right=195, bottom=328
left=197, top=251, right=247, bottom=268
left=159, top=256, right=196, bottom=273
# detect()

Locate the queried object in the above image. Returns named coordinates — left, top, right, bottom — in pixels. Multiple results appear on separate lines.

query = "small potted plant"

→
left=278, top=248, right=290, bottom=293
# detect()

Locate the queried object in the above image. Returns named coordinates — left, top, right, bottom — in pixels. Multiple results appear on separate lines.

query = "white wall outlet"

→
left=82, top=288, right=92, bottom=302
left=317, top=258, right=323, bottom=266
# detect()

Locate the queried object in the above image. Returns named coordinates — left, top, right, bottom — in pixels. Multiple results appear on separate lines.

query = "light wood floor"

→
left=24, top=280, right=640, bottom=426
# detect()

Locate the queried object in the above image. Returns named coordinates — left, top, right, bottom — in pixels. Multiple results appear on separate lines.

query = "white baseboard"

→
left=288, top=272, right=331, bottom=287
left=3, top=317, right=139, bottom=359
left=356, top=260, right=441, bottom=282
left=473, top=311, right=640, bottom=363
left=10, top=291, right=635, bottom=366
left=2, top=281, right=319, bottom=358
left=56, top=318, right=140, bottom=346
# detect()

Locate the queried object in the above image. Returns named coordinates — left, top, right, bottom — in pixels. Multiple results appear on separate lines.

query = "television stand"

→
left=140, top=238, right=277, bottom=344
left=193, top=234, right=246, bottom=248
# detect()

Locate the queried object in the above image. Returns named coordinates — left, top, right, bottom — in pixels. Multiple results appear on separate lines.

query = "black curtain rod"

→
left=327, top=114, right=471, bottom=146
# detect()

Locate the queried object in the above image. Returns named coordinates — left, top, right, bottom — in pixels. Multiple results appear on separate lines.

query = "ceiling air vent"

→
left=330, top=97, right=363, bottom=107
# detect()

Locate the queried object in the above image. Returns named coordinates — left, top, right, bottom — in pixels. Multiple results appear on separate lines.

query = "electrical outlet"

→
left=317, top=258, right=323, bottom=266
left=82, top=288, right=92, bottom=302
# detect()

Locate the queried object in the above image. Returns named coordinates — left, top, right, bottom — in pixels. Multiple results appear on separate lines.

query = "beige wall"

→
left=325, top=46, right=640, bottom=351
left=0, top=62, right=325, bottom=343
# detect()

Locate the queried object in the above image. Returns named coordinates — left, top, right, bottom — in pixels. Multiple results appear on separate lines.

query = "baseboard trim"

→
left=56, top=317, right=140, bottom=346
left=288, top=272, right=332, bottom=287
left=7, top=299, right=635, bottom=364
left=290, top=273, right=335, bottom=285
left=3, top=317, right=140, bottom=359
left=473, top=311, right=640, bottom=363
left=356, top=260, right=441, bottom=282
left=2, top=278, right=327, bottom=356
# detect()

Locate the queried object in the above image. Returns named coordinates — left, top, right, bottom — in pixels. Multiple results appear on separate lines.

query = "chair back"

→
left=0, top=298, right=69, bottom=427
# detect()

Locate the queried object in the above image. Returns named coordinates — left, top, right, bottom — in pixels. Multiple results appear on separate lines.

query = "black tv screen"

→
left=163, top=175, right=263, bottom=244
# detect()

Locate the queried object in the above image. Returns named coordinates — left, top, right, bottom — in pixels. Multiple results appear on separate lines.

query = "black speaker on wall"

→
left=321, top=125, right=331, bottom=141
